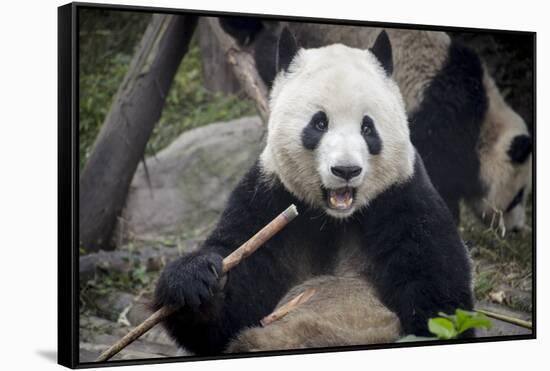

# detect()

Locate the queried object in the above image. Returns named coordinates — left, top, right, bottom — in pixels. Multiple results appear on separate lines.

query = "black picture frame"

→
left=58, top=2, right=536, bottom=369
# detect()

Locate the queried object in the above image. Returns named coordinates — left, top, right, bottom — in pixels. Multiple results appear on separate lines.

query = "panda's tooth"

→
left=328, top=188, right=353, bottom=210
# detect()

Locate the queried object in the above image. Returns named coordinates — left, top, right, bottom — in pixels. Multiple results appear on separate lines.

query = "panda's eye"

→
left=311, top=111, right=328, bottom=132
left=361, top=115, right=374, bottom=135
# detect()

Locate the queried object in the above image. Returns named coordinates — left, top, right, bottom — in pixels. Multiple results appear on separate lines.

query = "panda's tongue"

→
left=328, top=188, right=353, bottom=210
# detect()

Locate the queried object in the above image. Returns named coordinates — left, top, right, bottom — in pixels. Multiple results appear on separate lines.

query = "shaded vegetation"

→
left=79, top=9, right=151, bottom=169
left=460, top=200, right=532, bottom=310
left=79, top=9, right=255, bottom=169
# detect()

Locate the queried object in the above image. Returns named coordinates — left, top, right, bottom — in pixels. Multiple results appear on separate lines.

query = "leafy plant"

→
left=397, top=309, right=492, bottom=342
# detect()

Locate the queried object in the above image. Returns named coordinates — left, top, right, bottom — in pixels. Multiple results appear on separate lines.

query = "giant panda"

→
left=154, top=30, right=473, bottom=355
left=219, top=20, right=533, bottom=234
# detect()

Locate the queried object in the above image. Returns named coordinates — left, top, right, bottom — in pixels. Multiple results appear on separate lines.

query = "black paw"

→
left=154, top=251, right=224, bottom=309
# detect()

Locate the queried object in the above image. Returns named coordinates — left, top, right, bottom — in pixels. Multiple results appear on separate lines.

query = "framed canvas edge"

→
left=58, top=2, right=79, bottom=369
left=57, top=2, right=537, bottom=369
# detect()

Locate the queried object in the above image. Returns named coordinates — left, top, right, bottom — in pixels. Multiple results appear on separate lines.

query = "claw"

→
left=210, top=264, right=219, bottom=279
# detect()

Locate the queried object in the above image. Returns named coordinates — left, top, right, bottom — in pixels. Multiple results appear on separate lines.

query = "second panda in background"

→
left=219, top=19, right=533, bottom=234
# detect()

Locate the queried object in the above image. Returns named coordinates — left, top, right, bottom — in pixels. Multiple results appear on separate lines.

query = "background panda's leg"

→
left=226, top=276, right=401, bottom=352
left=441, top=191, right=461, bottom=223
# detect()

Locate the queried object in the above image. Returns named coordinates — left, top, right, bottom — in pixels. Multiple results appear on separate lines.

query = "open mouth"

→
left=324, top=187, right=355, bottom=211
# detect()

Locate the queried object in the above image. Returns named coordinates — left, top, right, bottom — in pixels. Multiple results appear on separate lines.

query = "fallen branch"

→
left=476, top=308, right=532, bottom=329
left=96, top=204, right=299, bottom=362
left=260, top=288, right=317, bottom=327
left=205, top=17, right=270, bottom=122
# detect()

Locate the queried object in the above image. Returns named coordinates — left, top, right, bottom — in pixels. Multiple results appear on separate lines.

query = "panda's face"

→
left=474, top=74, right=533, bottom=234
left=476, top=129, right=532, bottom=233
left=261, top=44, right=415, bottom=218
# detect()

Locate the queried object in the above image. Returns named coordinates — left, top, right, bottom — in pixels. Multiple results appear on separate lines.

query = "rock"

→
left=79, top=244, right=196, bottom=283
left=126, top=296, right=154, bottom=326
left=79, top=334, right=187, bottom=362
left=79, top=316, right=121, bottom=343
left=121, top=116, right=265, bottom=242
left=94, top=291, right=135, bottom=322
left=79, top=312, right=186, bottom=361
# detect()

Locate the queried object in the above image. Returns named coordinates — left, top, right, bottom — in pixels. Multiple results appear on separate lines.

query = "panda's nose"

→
left=331, top=165, right=362, bottom=181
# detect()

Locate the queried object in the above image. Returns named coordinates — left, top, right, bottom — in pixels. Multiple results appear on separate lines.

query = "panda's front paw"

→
left=154, top=251, right=224, bottom=310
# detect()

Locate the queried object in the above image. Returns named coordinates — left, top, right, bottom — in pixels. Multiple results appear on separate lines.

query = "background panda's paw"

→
left=154, top=251, right=224, bottom=310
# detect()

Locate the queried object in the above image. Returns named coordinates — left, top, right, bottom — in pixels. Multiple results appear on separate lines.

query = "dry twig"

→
left=260, top=288, right=317, bottom=327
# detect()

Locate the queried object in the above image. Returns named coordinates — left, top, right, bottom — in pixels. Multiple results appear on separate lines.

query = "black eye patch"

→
left=302, top=111, right=328, bottom=150
left=361, top=115, right=382, bottom=155
left=505, top=187, right=525, bottom=213
left=508, top=134, right=532, bottom=164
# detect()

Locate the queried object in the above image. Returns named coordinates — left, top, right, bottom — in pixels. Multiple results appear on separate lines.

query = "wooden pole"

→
left=96, top=204, right=299, bottom=362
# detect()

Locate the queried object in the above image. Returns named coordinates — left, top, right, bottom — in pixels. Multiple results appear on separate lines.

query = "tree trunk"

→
left=198, top=18, right=241, bottom=94
left=79, top=14, right=197, bottom=251
left=205, top=17, right=269, bottom=122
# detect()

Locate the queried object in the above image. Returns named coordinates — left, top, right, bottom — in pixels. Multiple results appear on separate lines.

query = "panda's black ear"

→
left=370, top=30, right=393, bottom=76
left=508, top=134, right=533, bottom=164
left=277, top=28, right=299, bottom=73
left=219, top=17, right=264, bottom=46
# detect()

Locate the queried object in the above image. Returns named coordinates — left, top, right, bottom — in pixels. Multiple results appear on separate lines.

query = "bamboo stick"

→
left=476, top=308, right=532, bottom=329
left=260, top=288, right=317, bottom=327
left=96, top=204, right=299, bottom=362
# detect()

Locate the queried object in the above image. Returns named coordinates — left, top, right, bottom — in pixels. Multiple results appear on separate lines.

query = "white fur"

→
left=260, top=44, right=415, bottom=218
left=473, top=68, right=532, bottom=232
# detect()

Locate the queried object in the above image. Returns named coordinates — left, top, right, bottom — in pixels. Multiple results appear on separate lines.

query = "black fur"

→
left=154, top=154, right=473, bottom=354
left=277, top=28, right=299, bottom=73
left=219, top=17, right=264, bottom=46
left=505, top=187, right=525, bottom=213
left=253, top=31, right=278, bottom=88
left=219, top=17, right=278, bottom=87
left=507, top=134, right=532, bottom=164
left=362, top=115, right=383, bottom=155
left=302, top=111, right=328, bottom=150
left=370, top=31, right=393, bottom=76
left=409, top=41, right=488, bottom=222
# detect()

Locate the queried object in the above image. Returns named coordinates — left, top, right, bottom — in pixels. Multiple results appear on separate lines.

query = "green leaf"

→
left=428, top=317, right=458, bottom=339
left=454, top=309, right=472, bottom=331
left=456, top=310, right=492, bottom=334
left=437, top=311, right=458, bottom=327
